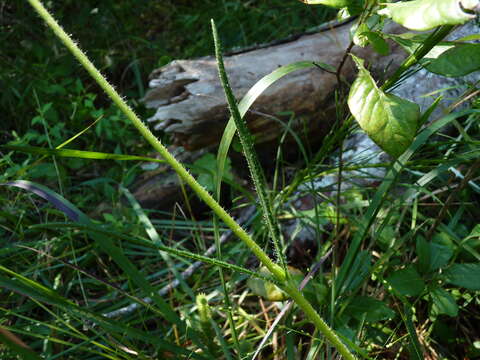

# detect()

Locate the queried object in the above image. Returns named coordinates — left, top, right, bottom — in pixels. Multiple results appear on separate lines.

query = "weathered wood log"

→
left=142, top=21, right=405, bottom=151
left=132, top=20, right=406, bottom=210
left=133, top=20, right=479, bottom=211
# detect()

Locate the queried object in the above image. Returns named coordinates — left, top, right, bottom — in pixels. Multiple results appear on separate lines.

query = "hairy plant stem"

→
left=211, top=20, right=287, bottom=273
left=211, top=18, right=355, bottom=360
left=26, top=0, right=285, bottom=283
left=284, top=282, right=356, bottom=360
left=28, top=0, right=356, bottom=356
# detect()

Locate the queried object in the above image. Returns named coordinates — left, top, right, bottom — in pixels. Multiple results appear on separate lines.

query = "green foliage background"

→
left=1, top=0, right=480, bottom=359
left=0, top=0, right=332, bottom=212
left=1, top=0, right=331, bottom=137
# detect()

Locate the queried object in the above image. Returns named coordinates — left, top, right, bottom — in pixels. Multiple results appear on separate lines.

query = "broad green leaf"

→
left=429, top=241, right=453, bottom=271
left=363, top=31, right=390, bottom=55
left=348, top=55, right=420, bottom=158
left=426, top=43, right=480, bottom=77
left=462, top=224, right=480, bottom=259
left=353, top=23, right=389, bottom=55
left=444, top=263, right=480, bottom=290
left=378, top=0, right=479, bottom=31
left=353, top=23, right=370, bottom=47
left=430, top=287, right=458, bottom=317
left=345, top=296, right=395, bottom=322
left=386, top=33, right=430, bottom=55
left=416, top=236, right=453, bottom=274
left=387, top=266, right=425, bottom=296
left=416, top=236, right=431, bottom=274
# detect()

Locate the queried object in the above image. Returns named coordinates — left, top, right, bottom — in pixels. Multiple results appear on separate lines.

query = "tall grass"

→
left=1, top=0, right=479, bottom=359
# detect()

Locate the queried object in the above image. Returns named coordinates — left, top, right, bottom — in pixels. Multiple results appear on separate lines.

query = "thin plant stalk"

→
left=26, top=0, right=285, bottom=283
left=211, top=19, right=355, bottom=360
left=211, top=20, right=287, bottom=272
left=26, top=1, right=355, bottom=357
left=381, top=25, right=454, bottom=91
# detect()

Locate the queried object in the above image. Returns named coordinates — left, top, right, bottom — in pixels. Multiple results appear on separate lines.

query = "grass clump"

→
left=1, top=0, right=480, bottom=359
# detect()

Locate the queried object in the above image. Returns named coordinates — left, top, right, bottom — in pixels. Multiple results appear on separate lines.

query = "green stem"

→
left=285, top=282, right=356, bottom=360
left=381, top=25, right=454, bottom=91
left=26, top=0, right=285, bottom=282
left=211, top=18, right=356, bottom=360
left=27, top=1, right=356, bottom=357
left=211, top=20, right=287, bottom=273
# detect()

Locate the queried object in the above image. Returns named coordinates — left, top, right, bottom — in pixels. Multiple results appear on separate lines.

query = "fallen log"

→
left=142, top=20, right=405, bottom=152
left=132, top=20, right=406, bottom=210
left=133, top=20, right=479, bottom=211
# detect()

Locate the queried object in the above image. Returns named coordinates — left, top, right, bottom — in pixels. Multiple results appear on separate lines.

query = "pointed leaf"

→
left=353, top=23, right=370, bottom=47
left=426, top=43, right=480, bottom=77
left=444, top=263, right=480, bottom=290
left=430, top=287, right=458, bottom=317
left=348, top=55, right=420, bottom=158
left=404, top=305, right=424, bottom=360
left=387, top=266, right=425, bottom=296
left=416, top=236, right=453, bottom=274
left=2, top=144, right=166, bottom=163
left=378, top=0, right=479, bottom=31
left=345, top=296, right=396, bottom=322
left=364, top=31, right=390, bottom=55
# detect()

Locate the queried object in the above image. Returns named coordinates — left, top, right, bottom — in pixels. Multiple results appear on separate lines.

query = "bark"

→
left=134, top=20, right=480, bottom=210
left=142, top=21, right=406, bottom=152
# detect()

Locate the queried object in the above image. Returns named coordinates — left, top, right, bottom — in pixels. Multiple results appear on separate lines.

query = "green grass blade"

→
left=0, top=328, right=43, bottom=360
left=120, top=186, right=195, bottom=299
left=56, top=116, right=103, bottom=148
left=2, top=180, right=90, bottom=223
left=2, top=180, right=212, bottom=351
left=403, top=305, right=424, bottom=360
left=2, top=181, right=179, bottom=322
left=0, top=267, right=205, bottom=359
left=215, top=61, right=319, bottom=197
left=2, top=144, right=165, bottom=163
